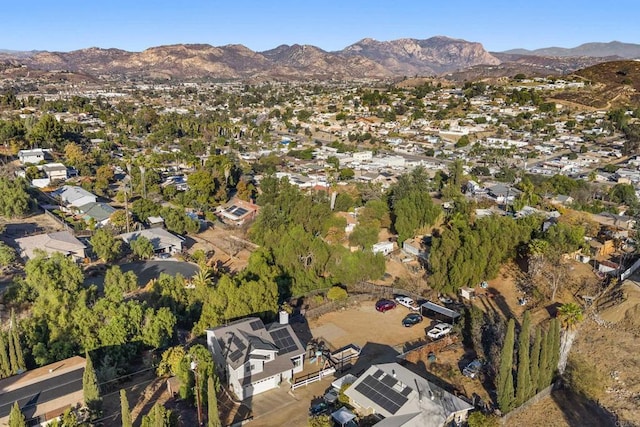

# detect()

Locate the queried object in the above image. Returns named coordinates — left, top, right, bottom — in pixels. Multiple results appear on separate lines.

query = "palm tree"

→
left=191, top=268, right=213, bottom=288
left=558, top=302, right=583, bottom=330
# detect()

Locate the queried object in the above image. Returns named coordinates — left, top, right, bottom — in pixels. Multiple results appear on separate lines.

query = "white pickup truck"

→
left=394, top=295, right=420, bottom=311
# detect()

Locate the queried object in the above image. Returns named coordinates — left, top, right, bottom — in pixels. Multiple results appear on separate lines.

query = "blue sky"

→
left=3, top=1, right=638, bottom=52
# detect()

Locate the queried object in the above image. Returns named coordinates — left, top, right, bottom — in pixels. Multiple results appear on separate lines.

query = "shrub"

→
left=564, top=354, right=608, bottom=401
left=326, top=286, right=348, bottom=301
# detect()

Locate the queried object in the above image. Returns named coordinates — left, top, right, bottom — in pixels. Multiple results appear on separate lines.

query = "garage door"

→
left=245, top=375, right=279, bottom=397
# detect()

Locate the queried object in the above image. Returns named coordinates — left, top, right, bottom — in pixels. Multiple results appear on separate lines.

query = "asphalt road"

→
left=0, top=368, right=83, bottom=419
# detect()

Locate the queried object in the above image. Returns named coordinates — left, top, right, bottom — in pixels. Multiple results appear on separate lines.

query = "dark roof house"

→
left=206, top=317, right=305, bottom=400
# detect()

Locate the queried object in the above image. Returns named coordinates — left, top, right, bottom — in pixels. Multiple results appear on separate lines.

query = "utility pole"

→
left=191, top=360, right=203, bottom=426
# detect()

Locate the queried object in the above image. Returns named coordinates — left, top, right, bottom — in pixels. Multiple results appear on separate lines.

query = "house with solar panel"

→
left=215, top=199, right=258, bottom=226
left=344, top=363, right=473, bottom=427
left=206, top=316, right=305, bottom=400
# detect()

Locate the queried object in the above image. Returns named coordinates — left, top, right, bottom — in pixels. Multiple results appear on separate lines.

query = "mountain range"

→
left=503, top=41, right=640, bottom=58
left=0, top=38, right=638, bottom=81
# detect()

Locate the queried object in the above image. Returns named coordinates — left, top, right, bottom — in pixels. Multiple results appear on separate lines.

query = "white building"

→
left=206, top=317, right=305, bottom=400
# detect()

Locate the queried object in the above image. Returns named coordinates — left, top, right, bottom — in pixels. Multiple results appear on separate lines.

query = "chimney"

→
left=279, top=310, right=289, bottom=325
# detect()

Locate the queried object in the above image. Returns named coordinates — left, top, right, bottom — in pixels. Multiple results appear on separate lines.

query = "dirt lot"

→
left=506, top=389, right=617, bottom=427
left=570, top=279, right=640, bottom=426
left=191, top=224, right=253, bottom=273
left=308, top=300, right=434, bottom=351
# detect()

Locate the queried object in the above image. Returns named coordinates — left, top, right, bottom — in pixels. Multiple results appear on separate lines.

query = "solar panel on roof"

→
left=271, top=328, right=299, bottom=355
left=354, top=373, right=409, bottom=415
left=400, top=386, right=412, bottom=397
left=381, top=375, right=397, bottom=387
left=232, top=207, right=248, bottom=216
left=249, top=320, right=262, bottom=331
left=232, top=335, right=246, bottom=352
left=229, top=350, right=243, bottom=362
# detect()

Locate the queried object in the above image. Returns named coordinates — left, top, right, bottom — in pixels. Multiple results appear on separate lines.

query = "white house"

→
left=18, top=148, right=48, bottom=165
left=344, top=363, right=473, bottom=427
left=206, top=317, right=305, bottom=400
left=42, top=163, right=68, bottom=182
left=372, top=241, right=394, bottom=256
left=56, top=186, right=97, bottom=208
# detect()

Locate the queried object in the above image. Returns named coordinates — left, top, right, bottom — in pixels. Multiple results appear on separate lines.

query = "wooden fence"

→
left=291, top=367, right=336, bottom=391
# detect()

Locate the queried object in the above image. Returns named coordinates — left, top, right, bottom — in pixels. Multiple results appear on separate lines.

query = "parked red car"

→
left=375, top=299, right=397, bottom=312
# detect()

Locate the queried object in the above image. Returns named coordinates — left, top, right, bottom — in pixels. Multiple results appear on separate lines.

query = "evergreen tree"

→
left=207, top=375, right=221, bottom=427
left=83, top=353, right=102, bottom=415
left=120, top=389, right=132, bottom=427
left=537, top=329, right=549, bottom=391
left=530, top=328, right=542, bottom=396
left=7, top=326, right=17, bottom=375
left=515, top=311, right=532, bottom=406
left=9, top=402, right=26, bottom=427
left=0, top=333, right=10, bottom=378
left=497, top=318, right=516, bottom=412
left=544, top=324, right=556, bottom=386
left=10, top=310, right=24, bottom=372
left=549, top=318, right=561, bottom=375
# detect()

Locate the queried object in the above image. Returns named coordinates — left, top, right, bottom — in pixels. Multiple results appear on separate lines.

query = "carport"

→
left=421, top=301, right=460, bottom=323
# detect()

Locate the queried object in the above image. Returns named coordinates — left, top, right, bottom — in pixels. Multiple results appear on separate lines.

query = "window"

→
left=293, top=357, right=302, bottom=368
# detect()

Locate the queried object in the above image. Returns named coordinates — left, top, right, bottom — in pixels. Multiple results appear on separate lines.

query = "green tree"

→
left=90, top=229, right=122, bottom=263
left=530, top=328, right=542, bottom=395
left=537, top=329, right=549, bottom=392
left=557, top=303, right=583, bottom=330
left=83, top=353, right=102, bottom=415
left=515, top=311, right=532, bottom=405
left=609, top=183, right=638, bottom=205
left=9, top=402, right=26, bottom=427
left=130, top=236, right=155, bottom=260
left=348, top=223, right=379, bottom=250
left=0, top=333, right=10, bottom=377
left=0, top=242, right=16, bottom=267
left=497, top=318, right=515, bottom=412
left=7, top=326, right=18, bottom=375
left=9, top=310, right=24, bottom=373
left=0, top=177, right=32, bottom=218
left=207, top=375, right=221, bottom=427
left=141, top=402, right=175, bottom=427
left=104, top=266, right=138, bottom=302
left=467, top=411, right=499, bottom=427
left=308, top=415, right=332, bottom=427
left=120, top=389, right=132, bottom=427
left=549, top=318, right=561, bottom=378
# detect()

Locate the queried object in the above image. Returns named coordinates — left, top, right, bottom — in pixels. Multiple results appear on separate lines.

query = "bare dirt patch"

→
left=308, top=301, right=432, bottom=351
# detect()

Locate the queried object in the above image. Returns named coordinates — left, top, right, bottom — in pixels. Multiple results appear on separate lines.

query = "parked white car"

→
left=427, top=323, right=453, bottom=339
left=395, top=295, right=419, bottom=311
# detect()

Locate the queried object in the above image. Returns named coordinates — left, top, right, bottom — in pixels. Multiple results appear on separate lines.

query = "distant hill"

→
left=503, top=41, right=640, bottom=59
left=341, top=36, right=500, bottom=75
left=0, top=37, right=501, bottom=80
left=551, top=60, right=640, bottom=108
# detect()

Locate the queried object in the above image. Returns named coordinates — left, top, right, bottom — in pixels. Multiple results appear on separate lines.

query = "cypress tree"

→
left=549, top=318, right=561, bottom=375
left=83, top=353, right=102, bottom=415
left=9, top=401, right=26, bottom=427
left=497, top=318, right=516, bottom=413
left=537, top=329, right=549, bottom=391
left=515, top=311, right=532, bottom=406
left=9, top=311, right=24, bottom=373
left=544, top=324, right=556, bottom=386
left=7, top=327, right=17, bottom=375
left=207, top=375, right=221, bottom=427
left=530, top=328, right=541, bottom=397
left=0, top=333, right=10, bottom=378
left=120, top=389, right=132, bottom=427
